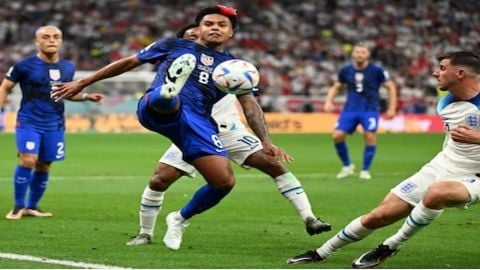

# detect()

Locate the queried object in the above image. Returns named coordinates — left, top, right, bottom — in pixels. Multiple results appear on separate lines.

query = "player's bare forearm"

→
left=51, top=55, right=142, bottom=101
left=0, top=79, right=15, bottom=107
left=238, top=94, right=271, bottom=144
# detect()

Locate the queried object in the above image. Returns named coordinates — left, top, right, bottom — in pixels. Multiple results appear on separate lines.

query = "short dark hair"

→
left=438, top=51, right=480, bottom=74
left=195, top=5, right=238, bottom=29
left=176, top=23, right=198, bottom=38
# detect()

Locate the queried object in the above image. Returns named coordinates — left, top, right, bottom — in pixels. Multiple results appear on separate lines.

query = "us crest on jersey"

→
left=200, top=54, right=214, bottom=66
left=465, top=113, right=480, bottom=129
left=49, top=69, right=61, bottom=81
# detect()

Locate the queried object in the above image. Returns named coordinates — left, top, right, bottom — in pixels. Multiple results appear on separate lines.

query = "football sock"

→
left=274, top=172, right=314, bottom=221
left=334, top=142, right=351, bottom=166
left=316, top=217, right=373, bottom=258
left=148, top=87, right=179, bottom=111
left=180, top=184, right=231, bottom=219
left=383, top=201, right=443, bottom=249
left=13, top=165, right=33, bottom=207
left=362, top=145, right=376, bottom=171
left=139, top=186, right=164, bottom=236
left=27, top=171, right=49, bottom=209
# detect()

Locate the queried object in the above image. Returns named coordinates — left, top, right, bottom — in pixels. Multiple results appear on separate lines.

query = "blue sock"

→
left=180, top=184, right=231, bottom=219
left=27, top=171, right=49, bottom=209
left=148, top=87, right=179, bottom=111
left=363, top=145, right=377, bottom=171
left=13, top=166, right=33, bottom=207
left=334, top=142, right=351, bottom=166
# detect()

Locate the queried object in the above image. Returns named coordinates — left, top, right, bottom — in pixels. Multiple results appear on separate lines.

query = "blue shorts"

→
left=137, top=94, right=228, bottom=163
left=16, top=126, right=65, bottom=162
left=336, top=111, right=379, bottom=134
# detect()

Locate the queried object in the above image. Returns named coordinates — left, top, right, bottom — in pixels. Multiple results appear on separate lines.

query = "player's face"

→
left=183, top=28, right=198, bottom=41
left=352, top=46, right=370, bottom=63
left=197, top=14, right=233, bottom=46
left=433, top=59, right=458, bottom=91
left=35, top=27, right=63, bottom=55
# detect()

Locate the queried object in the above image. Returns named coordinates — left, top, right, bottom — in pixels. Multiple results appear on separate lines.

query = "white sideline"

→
left=0, top=252, right=130, bottom=269
left=0, top=172, right=407, bottom=181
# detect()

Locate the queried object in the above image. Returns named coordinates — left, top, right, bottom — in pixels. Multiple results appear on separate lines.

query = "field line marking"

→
left=0, top=172, right=408, bottom=181
left=0, top=252, right=130, bottom=269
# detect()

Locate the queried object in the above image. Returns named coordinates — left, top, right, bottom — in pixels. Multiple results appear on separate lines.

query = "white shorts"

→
left=391, top=152, right=480, bottom=209
left=159, top=128, right=263, bottom=178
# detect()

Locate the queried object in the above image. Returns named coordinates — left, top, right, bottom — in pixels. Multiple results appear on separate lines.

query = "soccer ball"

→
left=212, top=59, right=260, bottom=95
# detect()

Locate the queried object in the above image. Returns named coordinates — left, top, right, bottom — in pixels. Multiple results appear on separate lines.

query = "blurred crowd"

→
left=0, top=0, right=479, bottom=113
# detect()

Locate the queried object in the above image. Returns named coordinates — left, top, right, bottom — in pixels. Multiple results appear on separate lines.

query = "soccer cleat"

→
left=359, top=170, right=372, bottom=180
left=352, top=244, right=399, bottom=269
left=287, top=250, right=325, bottom=264
left=305, top=217, right=332, bottom=235
left=6, top=206, right=25, bottom=220
left=23, top=208, right=53, bottom=217
left=163, top=211, right=189, bottom=250
left=160, top=53, right=196, bottom=99
left=126, top=233, right=152, bottom=246
left=337, top=164, right=355, bottom=179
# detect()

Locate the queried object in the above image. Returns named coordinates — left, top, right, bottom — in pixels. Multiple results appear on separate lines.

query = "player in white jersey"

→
left=126, top=25, right=331, bottom=249
left=287, top=51, right=480, bottom=268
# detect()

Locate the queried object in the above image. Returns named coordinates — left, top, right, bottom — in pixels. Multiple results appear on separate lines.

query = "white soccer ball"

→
left=212, top=59, right=260, bottom=95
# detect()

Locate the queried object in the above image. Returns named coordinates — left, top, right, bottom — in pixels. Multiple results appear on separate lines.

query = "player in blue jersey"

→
left=0, top=26, right=104, bottom=220
left=324, top=43, right=397, bottom=180
left=287, top=51, right=480, bottom=268
left=51, top=6, right=295, bottom=250
left=125, top=24, right=331, bottom=247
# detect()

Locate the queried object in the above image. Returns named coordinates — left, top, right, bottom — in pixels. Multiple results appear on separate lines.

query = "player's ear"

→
left=229, top=30, right=234, bottom=37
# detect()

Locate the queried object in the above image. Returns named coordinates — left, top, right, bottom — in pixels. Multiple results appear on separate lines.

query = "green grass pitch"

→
left=0, top=133, right=478, bottom=268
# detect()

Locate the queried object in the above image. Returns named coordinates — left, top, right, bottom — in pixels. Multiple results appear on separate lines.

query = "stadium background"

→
left=1, top=0, right=479, bottom=133
left=0, top=1, right=479, bottom=269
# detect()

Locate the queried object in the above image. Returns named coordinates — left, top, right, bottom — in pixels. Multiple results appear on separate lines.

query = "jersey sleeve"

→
left=378, top=66, right=389, bottom=83
left=5, top=63, right=24, bottom=83
left=337, top=66, right=347, bottom=83
left=136, top=38, right=172, bottom=64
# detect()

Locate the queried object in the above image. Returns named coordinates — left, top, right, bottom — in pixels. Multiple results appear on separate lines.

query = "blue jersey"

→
left=338, top=63, right=389, bottom=112
left=136, top=38, right=235, bottom=118
left=6, top=55, right=75, bottom=131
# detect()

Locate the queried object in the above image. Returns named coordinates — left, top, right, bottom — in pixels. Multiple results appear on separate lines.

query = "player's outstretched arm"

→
left=51, top=55, right=142, bottom=101
left=237, top=94, right=293, bottom=163
left=68, top=93, right=105, bottom=104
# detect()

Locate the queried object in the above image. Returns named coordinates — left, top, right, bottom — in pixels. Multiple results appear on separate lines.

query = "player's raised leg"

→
left=160, top=54, right=196, bottom=99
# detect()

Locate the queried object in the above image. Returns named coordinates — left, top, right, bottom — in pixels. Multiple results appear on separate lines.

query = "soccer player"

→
left=324, top=42, right=397, bottom=180
left=125, top=25, right=331, bottom=248
left=287, top=51, right=480, bottom=268
left=51, top=6, right=297, bottom=250
left=0, top=25, right=104, bottom=220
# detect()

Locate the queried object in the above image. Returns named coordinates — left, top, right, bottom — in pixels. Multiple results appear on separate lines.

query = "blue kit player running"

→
left=0, top=26, right=104, bottom=220
left=324, top=42, right=397, bottom=180
left=52, top=6, right=290, bottom=250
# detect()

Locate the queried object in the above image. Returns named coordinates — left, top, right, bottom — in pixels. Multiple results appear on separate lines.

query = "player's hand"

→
left=324, top=101, right=335, bottom=113
left=262, top=142, right=294, bottom=163
left=87, top=93, right=105, bottom=104
left=450, top=124, right=480, bottom=144
left=51, top=81, right=84, bottom=102
left=384, top=109, right=396, bottom=119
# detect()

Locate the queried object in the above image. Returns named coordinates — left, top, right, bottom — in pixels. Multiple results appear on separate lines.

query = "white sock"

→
left=316, top=217, right=373, bottom=258
left=274, top=172, right=315, bottom=221
left=383, top=201, right=443, bottom=249
left=139, top=186, right=164, bottom=236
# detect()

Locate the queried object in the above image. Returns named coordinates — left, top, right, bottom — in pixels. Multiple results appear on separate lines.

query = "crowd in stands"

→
left=1, top=0, right=479, bottom=113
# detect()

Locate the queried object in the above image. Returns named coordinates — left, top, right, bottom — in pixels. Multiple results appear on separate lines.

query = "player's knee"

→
left=209, top=176, right=235, bottom=191
left=149, top=173, right=173, bottom=191
left=19, top=156, right=37, bottom=168
left=422, top=183, right=450, bottom=208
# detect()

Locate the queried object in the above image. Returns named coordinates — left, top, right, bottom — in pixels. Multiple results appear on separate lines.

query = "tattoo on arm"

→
left=239, top=95, right=271, bottom=143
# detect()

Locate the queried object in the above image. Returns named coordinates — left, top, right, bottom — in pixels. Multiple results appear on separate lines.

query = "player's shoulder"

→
left=16, top=54, right=37, bottom=66
left=59, top=59, right=75, bottom=69
left=369, top=62, right=386, bottom=71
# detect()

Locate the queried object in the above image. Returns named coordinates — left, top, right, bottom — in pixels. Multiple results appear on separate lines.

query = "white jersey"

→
left=391, top=93, right=480, bottom=208
left=212, top=94, right=246, bottom=133
left=438, top=93, right=480, bottom=169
